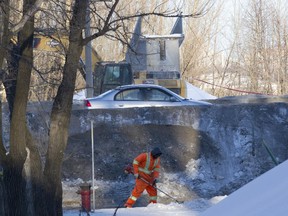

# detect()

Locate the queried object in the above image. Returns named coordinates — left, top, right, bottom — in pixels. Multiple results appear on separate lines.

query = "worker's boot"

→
left=124, top=203, right=132, bottom=208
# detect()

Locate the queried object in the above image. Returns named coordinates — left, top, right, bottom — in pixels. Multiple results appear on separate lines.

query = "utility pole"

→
left=85, top=0, right=93, bottom=98
left=85, top=0, right=112, bottom=98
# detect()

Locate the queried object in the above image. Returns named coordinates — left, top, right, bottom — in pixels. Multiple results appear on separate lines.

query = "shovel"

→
left=124, top=164, right=184, bottom=204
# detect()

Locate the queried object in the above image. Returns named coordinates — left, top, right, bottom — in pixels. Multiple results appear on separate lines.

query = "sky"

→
left=64, top=159, right=288, bottom=216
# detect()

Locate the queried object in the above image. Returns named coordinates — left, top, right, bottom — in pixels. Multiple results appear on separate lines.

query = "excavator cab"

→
left=93, top=62, right=133, bottom=96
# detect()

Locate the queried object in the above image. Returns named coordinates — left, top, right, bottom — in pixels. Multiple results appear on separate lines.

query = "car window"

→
left=115, top=89, right=143, bottom=101
left=114, top=87, right=174, bottom=101
left=144, top=88, right=171, bottom=101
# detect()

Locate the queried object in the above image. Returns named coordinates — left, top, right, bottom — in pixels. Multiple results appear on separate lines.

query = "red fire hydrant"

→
left=78, top=183, right=92, bottom=212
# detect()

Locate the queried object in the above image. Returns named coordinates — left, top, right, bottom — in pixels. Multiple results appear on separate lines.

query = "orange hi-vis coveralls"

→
left=125, top=152, right=160, bottom=207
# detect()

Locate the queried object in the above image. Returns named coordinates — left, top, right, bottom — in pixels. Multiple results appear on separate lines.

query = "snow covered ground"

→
left=63, top=196, right=225, bottom=216
left=63, top=159, right=288, bottom=216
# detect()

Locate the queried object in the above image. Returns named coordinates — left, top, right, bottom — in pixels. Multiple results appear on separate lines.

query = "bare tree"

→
left=180, top=0, right=223, bottom=95
left=217, top=0, right=288, bottom=96
left=193, top=0, right=288, bottom=97
left=0, top=1, right=46, bottom=216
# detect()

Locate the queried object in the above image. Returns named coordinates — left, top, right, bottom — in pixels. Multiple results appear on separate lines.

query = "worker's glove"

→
left=134, top=173, right=139, bottom=179
left=124, top=164, right=133, bottom=174
left=152, top=178, right=158, bottom=186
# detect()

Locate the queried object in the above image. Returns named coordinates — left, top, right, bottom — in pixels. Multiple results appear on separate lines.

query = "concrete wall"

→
left=64, top=102, right=288, bottom=198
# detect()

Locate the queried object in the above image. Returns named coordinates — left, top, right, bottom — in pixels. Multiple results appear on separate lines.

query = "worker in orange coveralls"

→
left=125, top=147, right=162, bottom=208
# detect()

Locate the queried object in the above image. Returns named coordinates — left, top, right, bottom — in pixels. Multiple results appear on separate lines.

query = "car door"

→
left=142, top=88, right=182, bottom=107
left=114, top=88, right=152, bottom=108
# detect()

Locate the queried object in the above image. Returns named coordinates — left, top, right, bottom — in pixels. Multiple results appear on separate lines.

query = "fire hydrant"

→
left=77, top=183, right=92, bottom=212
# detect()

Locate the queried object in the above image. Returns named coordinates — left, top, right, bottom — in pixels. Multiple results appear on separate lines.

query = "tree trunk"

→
left=5, top=0, right=36, bottom=215
left=43, top=0, right=87, bottom=215
left=0, top=0, right=11, bottom=70
left=0, top=100, right=8, bottom=216
left=25, top=128, right=46, bottom=216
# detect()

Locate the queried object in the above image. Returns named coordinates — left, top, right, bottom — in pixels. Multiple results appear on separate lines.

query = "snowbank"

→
left=200, top=160, right=288, bottom=216
left=185, top=81, right=217, bottom=100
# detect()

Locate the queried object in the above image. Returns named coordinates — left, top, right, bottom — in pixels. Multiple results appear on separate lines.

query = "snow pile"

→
left=185, top=81, right=217, bottom=100
left=73, top=90, right=86, bottom=101
left=200, top=160, right=288, bottom=216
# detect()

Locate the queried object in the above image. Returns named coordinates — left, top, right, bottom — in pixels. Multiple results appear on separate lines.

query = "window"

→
left=144, top=89, right=171, bottom=101
left=115, top=88, right=172, bottom=101
left=103, top=66, right=121, bottom=84
left=159, top=40, right=166, bottom=61
left=115, top=89, right=143, bottom=101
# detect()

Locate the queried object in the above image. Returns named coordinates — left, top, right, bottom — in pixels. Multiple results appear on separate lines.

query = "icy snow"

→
left=64, top=159, right=288, bottom=216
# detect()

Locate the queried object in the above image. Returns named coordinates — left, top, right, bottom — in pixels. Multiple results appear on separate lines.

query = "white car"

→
left=84, top=84, right=212, bottom=109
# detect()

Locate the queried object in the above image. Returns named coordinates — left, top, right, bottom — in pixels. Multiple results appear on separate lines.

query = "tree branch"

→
left=10, top=0, right=45, bottom=34
left=82, top=0, right=213, bottom=45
